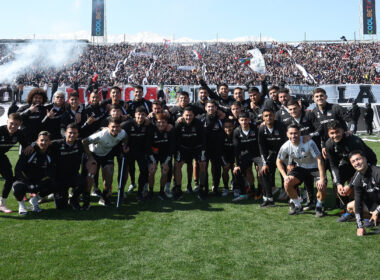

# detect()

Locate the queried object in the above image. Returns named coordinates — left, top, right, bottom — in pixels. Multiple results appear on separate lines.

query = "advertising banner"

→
left=91, top=0, right=104, bottom=36
left=363, top=0, right=377, bottom=34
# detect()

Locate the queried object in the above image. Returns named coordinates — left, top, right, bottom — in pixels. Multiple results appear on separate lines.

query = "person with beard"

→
left=274, top=88, right=292, bottom=124
left=147, top=100, right=170, bottom=125
left=232, top=87, right=250, bottom=112
left=17, top=88, right=48, bottom=145
left=247, top=87, right=264, bottom=126
left=42, top=91, right=67, bottom=140
left=263, top=86, right=281, bottom=113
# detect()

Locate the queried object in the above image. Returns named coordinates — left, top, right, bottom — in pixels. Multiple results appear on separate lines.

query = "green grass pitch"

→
left=1, top=141, right=380, bottom=280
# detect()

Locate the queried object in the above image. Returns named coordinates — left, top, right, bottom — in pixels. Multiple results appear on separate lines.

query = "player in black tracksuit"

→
left=42, top=91, right=67, bottom=140
left=284, top=99, right=321, bottom=206
left=17, top=88, right=48, bottom=145
left=232, top=112, right=263, bottom=201
left=0, top=113, right=28, bottom=213
left=311, top=88, right=350, bottom=154
left=50, top=123, right=87, bottom=210
left=60, top=92, right=87, bottom=137
left=346, top=150, right=380, bottom=236
left=198, top=79, right=235, bottom=113
left=121, top=106, right=154, bottom=201
left=101, top=86, right=129, bottom=122
left=326, top=121, right=377, bottom=211
left=174, top=106, right=207, bottom=200
left=258, top=109, right=287, bottom=207
left=221, top=119, right=235, bottom=196
left=81, top=91, right=108, bottom=138
left=13, top=131, right=57, bottom=214
left=168, top=91, right=201, bottom=191
left=147, top=113, right=176, bottom=199
left=127, top=85, right=152, bottom=116
left=197, top=100, right=225, bottom=195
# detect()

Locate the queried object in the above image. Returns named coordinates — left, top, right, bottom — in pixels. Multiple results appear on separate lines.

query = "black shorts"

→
left=289, top=167, right=322, bottom=184
left=237, top=154, right=263, bottom=171
left=221, top=154, right=234, bottom=167
left=363, top=200, right=380, bottom=212
left=149, top=153, right=172, bottom=165
left=93, top=152, right=114, bottom=168
left=175, top=147, right=206, bottom=163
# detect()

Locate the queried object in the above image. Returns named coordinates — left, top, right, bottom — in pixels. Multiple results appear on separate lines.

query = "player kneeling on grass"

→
left=82, top=118, right=128, bottom=208
left=276, top=124, right=327, bottom=216
left=346, top=150, right=380, bottom=236
left=13, top=131, right=56, bottom=215
left=148, top=113, right=175, bottom=200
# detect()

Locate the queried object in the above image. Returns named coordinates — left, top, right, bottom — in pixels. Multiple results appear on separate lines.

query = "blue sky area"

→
left=0, top=0, right=378, bottom=41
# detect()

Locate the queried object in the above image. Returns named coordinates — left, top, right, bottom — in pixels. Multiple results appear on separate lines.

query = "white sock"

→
left=263, top=196, right=267, bottom=201
left=18, top=201, right=26, bottom=209
left=267, top=197, right=273, bottom=202
left=30, top=195, right=39, bottom=207
left=0, top=197, right=5, bottom=206
left=292, top=198, right=301, bottom=208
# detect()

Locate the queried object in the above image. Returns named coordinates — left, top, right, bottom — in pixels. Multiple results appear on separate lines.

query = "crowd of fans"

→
left=0, top=41, right=379, bottom=88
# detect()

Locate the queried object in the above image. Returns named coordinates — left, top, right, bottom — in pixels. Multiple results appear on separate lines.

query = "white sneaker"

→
left=18, top=201, right=28, bottom=215
left=222, top=188, right=229, bottom=197
left=0, top=198, right=12, bottom=213
left=29, top=195, right=42, bottom=212
left=31, top=205, right=43, bottom=213
left=164, top=187, right=173, bottom=198
left=0, top=205, right=12, bottom=213
left=127, top=184, right=136, bottom=193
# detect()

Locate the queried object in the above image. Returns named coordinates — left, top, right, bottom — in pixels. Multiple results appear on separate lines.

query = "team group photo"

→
left=0, top=0, right=380, bottom=279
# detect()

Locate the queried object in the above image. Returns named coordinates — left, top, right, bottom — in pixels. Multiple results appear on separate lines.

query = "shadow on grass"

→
left=0, top=186, right=348, bottom=221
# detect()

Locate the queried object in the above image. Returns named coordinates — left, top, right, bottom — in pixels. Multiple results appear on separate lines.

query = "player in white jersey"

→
left=276, top=124, right=327, bottom=217
left=82, top=117, right=128, bottom=207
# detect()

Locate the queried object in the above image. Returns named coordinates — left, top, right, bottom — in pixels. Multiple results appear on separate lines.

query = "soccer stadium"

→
left=0, top=1, right=379, bottom=279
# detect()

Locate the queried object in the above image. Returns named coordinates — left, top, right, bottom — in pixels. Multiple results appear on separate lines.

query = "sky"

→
left=0, top=0, right=378, bottom=42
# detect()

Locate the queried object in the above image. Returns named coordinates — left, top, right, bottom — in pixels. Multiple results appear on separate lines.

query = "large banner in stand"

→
left=15, top=84, right=380, bottom=106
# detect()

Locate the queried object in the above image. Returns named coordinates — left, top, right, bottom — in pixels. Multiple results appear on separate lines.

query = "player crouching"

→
left=276, top=124, right=327, bottom=217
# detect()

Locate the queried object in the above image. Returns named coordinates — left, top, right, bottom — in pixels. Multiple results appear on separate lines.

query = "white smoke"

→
left=0, top=41, right=85, bottom=84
